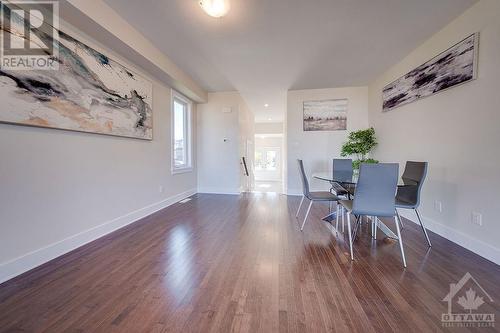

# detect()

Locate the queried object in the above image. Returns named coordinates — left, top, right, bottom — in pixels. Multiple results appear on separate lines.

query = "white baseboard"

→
left=398, top=210, right=500, bottom=265
left=4, top=190, right=496, bottom=285
left=197, top=187, right=240, bottom=195
left=0, top=188, right=197, bottom=284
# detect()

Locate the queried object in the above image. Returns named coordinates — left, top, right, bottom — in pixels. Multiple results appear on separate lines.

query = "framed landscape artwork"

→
left=0, top=9, right=153, bottom=140
left=303, top=99, right=348, bottom=131
left=382, top=33, right=479, bottom=112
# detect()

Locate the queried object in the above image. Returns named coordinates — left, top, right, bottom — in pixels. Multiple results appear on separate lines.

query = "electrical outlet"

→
left=471, top=212, right=482, bottom=226
left=434, top=200, right=442, bottom=213
left=159, top=185, right=164, bottom=193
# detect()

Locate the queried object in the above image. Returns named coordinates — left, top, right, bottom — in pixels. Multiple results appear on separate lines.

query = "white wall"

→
left=255, top=122, right=283, bottom=135
left=368, top=0, right=500, bottom=263
left=197, top=92, right=252, bottom=194
left=0, top=21, right=197, bottom=283
left=286, top=87, right=369, bottom=194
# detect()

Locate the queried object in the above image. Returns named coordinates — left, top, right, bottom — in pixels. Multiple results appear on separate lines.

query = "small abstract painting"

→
left=0, top=15, right=153, bottom=139
left=303, top=99, right=347, bottom=131
left=382, top=33, right=478, bottom=112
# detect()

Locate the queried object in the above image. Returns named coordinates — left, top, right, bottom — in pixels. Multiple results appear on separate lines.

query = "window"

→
left=171, top=91, right=192, bottom=173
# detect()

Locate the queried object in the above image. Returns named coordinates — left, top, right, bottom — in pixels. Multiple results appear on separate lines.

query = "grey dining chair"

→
left=296, top=160, right=339, bottom=231
left=331, top=158, right=354, bottom=233
left=331, top=159, right=353, bottom=197
left=396, top=161, right=432, bottom=247
left=338, top=163, right=407, bottom=267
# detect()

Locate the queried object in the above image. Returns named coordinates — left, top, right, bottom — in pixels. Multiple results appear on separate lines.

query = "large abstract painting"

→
left=0, top=24, right=153, bottom=139
left=303, top=99, right=347, bottom=131
left=382, top=33, right=478, bottom=112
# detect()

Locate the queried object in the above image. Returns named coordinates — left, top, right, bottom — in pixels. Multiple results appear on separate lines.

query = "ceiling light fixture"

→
left=264, top=104, right=269, bottom=108
left=199, top=0, right=230, bottom=18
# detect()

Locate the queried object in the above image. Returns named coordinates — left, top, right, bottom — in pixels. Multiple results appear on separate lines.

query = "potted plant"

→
left=340, top=127, right=378, bottom=170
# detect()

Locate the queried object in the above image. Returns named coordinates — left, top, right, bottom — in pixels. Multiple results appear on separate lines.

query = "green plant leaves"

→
left=341, top=128, right=378, bottom=169
left=352, top=158, right=378, bottom=170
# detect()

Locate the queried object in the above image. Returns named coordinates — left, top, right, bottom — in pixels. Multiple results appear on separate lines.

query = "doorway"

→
left=253, top=134, right=283, bottom=193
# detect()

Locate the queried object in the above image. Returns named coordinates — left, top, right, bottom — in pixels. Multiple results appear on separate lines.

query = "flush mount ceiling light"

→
left=264, top=104, right=269, bottom=108
left=199, top=0, right=230, bottom=18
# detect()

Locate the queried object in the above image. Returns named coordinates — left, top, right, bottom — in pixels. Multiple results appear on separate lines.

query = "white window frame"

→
left=171, top=90, right=193, bottom=174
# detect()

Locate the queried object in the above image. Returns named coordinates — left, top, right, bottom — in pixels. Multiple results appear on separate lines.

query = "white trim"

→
left=398, top=210, right=500, bottom=265
left=171, top=167, right=193, bottom=175
left=171, top=90, right=193, bottom=174
left=255, top=133, right=284, bottom=138
left=0, top=188, right=197, bottom=284
left=197, top=187, right=241, bottom=195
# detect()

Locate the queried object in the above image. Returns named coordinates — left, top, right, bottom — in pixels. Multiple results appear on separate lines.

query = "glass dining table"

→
left=314, top=171, right=357, bottom=197
left=313, top=171, right=400, bottom=239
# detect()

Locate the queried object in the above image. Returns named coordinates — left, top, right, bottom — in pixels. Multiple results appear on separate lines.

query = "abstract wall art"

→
left=382, top=33, right=478, bottom=112
left=0, top=17, right=153, bottom=139
left=303, top=99, right=347, bottom=131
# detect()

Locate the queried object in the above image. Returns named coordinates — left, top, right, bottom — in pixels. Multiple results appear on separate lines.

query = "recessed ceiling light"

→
left=199, top=0, right=230, bottom=18
left=264, top=104, right=269, bottom=108
left=267, top=118, right=272, bottom=121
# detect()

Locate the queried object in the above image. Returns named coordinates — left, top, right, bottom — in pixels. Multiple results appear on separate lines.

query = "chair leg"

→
left=415, top=209, right=432, bottom=247
left=335, top=203, right=340, bottom=231
left=347, top=213, right=354, bottom=260
left=396, top=208, right=404, bottom=229
left=296, top=196, right=305, bottom=218
left=394, top=215, right=407, bottom=268
left=373, top=216, right=377, bottom=240
left=301, top=201, right=313, bottom=231
left=353, top=215, right=362, bottom=241
left=342, top=207, right=345, bottom=233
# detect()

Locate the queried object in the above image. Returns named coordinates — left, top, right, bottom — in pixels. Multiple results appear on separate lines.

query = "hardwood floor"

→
left=254, top=180, right=283, bottom=193
left=0, top=193, right=498, bottom=332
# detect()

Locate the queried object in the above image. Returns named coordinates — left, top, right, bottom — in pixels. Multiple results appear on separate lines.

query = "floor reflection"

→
left=164, top=226, right=196, bottom=301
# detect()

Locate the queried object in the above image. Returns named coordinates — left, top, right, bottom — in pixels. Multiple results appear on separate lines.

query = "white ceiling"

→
left=104, top=0, right=476, bottom=122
